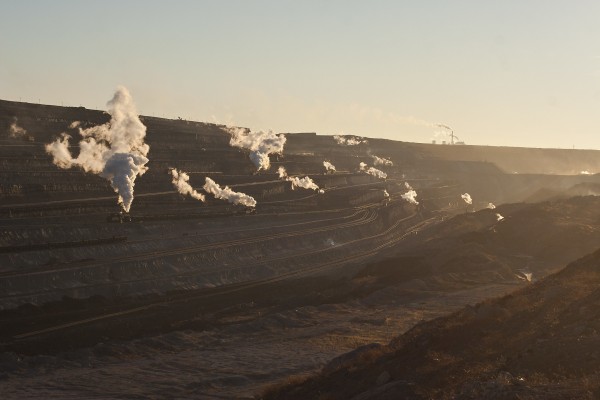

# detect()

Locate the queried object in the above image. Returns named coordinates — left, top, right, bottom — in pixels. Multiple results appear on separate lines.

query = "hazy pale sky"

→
left=1, top=1, right=600, bottom=149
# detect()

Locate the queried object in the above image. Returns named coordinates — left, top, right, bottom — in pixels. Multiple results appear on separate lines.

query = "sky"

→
left=1, top=0, right=600, bottom=149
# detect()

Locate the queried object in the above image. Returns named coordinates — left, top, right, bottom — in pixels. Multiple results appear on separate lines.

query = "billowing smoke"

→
left=288, top=176, right=320, bottom=191
left=278, top=166, right=320, bottom=191
left=359, top=162, right=387, bottom=179
left=372, top=155, right=393, bottom=166
left=45, top=86, right=149, bottom=212
left=334, top=134, right=368, bottom=146
left=278, top=166, right=288, bottom=179
left=228, top=127, right=286, bottom=171
left=580, top=170, right=592, bottom=175
left=9, top=117, right=28, bottom=138
left=461, top=193, right=472, bottom=205
left=323, top=161, right=336, bottom=172
left=402, top=189, right=419, bottom=205
left=69, top=121, right=81, bottom=129
left=487, top=202, right=496, bottom=209
left=496, top=213, right=504, bottom=221
left=170, top=168, right=205, bottom=202
left=405, top=182, right=413, bottom=190
left=203, top=177, right=256, bottom=207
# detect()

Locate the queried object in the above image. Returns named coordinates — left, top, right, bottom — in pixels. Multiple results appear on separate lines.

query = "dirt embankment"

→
left=265, top=246, right=600, bottom=400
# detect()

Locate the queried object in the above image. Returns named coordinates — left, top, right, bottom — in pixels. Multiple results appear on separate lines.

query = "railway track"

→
left=8, top=207, right=443, bottom=342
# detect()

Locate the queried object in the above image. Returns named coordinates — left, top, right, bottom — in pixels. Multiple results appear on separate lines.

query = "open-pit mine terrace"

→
left=4, top=100, right=600, bottom=397
left=2, top=99, right=600, bottom=312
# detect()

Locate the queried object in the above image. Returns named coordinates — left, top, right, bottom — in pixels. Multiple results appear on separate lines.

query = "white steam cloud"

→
left=372, top=155, right=393, bottom=166
left=9, top=117, right=27, bottom=138
left=288, top=176, right=320, bottom=191
left=323, top=161, right=336, bottom=172
left=402, top=190, right=419, bottom=205
left=45, top=86, right=149, bottom=212
left=334, top=135, right=368, bottom=146
left=487, top=202, right=496, bottom=209
left=228, top=127, right=286, bottom=171
left=461, top=193, right=473, bottom=205
left=580, top=170, right=592, bottom=175
left=170, top=168, right=205, bottom=202
left=383, top=189, right=390, bottom=198
left=278, top=166, right=320, bottom=191
left=203, top=177, right=256, bottom=207
left=405, top=182, right=413, bottom=190
left=278, top=166, right=288, bottom=179
left=359, top=162, right=387, bottom=179
left=69, top=121, right=81, bottom=129
left=496, top=213, right=504, bottom=221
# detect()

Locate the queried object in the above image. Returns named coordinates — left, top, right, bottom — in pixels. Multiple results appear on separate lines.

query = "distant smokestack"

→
left=228, top=127, right=286, bottom=171
left=170, top=168, right=205, bottom=202
left=203, top=177, right=256, bottom=207
left=45, top=86, right=149, bottom=212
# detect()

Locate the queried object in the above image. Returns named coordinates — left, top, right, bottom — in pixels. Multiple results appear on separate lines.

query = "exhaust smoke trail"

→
left=170, top=168, right=205, bottom=202
left=45, top=86, right=149, bottom=212
left=228, top=127, right=286, bottom=171
left=278, top=166, right=320, bottom=191
left=323, top=161, right=336, bottom=173
left=371, top=155, right=393, bottom=166
left=334, top=135, right=368, bottom=146
left=203, top=177, right=256, bottom=207
left=461, top=193, right=473, bottom=205
left=8, top=117, right=27, bottom=138
left=359, top=162, right=387, bottom=179
left=401, top=190, right=419, bottom=205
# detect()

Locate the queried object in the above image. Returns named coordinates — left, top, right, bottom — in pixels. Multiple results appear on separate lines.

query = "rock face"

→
left=265, top=248, right=600, bottom=399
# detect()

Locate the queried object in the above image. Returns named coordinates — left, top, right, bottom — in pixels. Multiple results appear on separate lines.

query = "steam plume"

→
left=203, top=177, right=256, bottom=207
left=359, top=162, right=387, bottom=179
left=288, top=176, right=320, bottom=191
left=383, top=189, right=390, bottom=198
left=278, top=166, right=288, bottom=179
left=9, top=117, right=27, bottom=138
left=69, top=121, right=81, bottom=129
left=461, top=193, right=472, bottom=205
left=487, top=202, right=496, bottom=209
left=405, top=182, right=413, bottom=190
left=170, top=168, right=205, bottom=202
left=323, top=161, right=336, bottom=172
left=580, top=170, right=592, bottom=175
left=334, top=135, right=368, bottom=146
left=278, top=166, right=320, bottom=191
left=228, top=127, right=286, bottom=171
left=496, top=213, right=504, bottom=221
left=371, top=155, right=393, bottom=166
left=402, top=189, right=419, bottom=205
left=45, top=86, right=149, bottom=212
